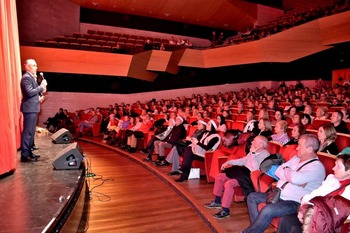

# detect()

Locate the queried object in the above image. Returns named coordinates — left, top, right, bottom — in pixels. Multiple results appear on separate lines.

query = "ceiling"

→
left=69, top=0, right=265, bottom=32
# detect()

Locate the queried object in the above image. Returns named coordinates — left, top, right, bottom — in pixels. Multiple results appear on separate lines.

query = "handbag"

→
left=266, top=158, right=318, bottom=204
left=266, top=184, right=285, bottom=204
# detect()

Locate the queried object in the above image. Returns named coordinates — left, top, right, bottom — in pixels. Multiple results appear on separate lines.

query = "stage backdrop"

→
left=0, top=0, right=22, bottom=175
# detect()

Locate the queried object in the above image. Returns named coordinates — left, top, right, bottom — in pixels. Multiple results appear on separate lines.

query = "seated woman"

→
left=245, top=117, right=273, bottom=154
left=258, top=117, right=273, bottom=139
left=284, top=124, right=306, bottom=146
left=301, top=113, right=314, bottom=129
left=216, top=115, right=227, bottom=133
left=271, top=120, right=290, bottom=145
left=271, top=109, right=285, bottom=126
left=277, top=154, right=350, bottom=233
left=289, top=112, right=302, bottom=127
left=318, top=123, right=339, bottom=155
left=208, top=130, right=243, bottom=180
left=174, top=119, right=222, bottom=182
left=125, top=115, right=154, bottom=152
left=160, top=120, right=207, bottom=173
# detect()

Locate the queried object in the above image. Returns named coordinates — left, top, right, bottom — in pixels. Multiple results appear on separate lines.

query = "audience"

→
left=242, top=134, right=326, bottom=233
left=204, top=136, right=270, bottom=219
left=277, top=153, right=350, bottom=233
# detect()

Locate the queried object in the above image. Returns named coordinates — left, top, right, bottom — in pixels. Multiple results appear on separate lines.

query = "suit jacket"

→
left=20, top=72, right=43, bottom=113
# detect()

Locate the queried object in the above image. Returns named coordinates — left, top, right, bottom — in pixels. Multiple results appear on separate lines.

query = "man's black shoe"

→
left=128, top=147, right=136, bottom=153
left=140, top=149, right=148, bottom=154
left=167, top=171, right=180, bottom=176
left=30, top=154, right=40, bottom=159
left=157, top=160, right=170, bottom=166
left=21, top=157, right=37, bottom=162
left=143, top=156, right=152, bottom=162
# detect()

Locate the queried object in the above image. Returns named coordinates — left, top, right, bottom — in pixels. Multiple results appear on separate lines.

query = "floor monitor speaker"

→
left=52, top=142, right=84, bottom=170
left=51, top=128, right=73, bottom=144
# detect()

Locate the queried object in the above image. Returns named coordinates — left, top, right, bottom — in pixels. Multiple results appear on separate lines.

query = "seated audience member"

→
left=289, top=112, right=302, bottom=127
left=271, top=120, right=290, bottom=145
left=286, top=106, right=297, bottom=120
left=216, top=115, right=227, bottom=133
left=44, top=108, right=66, bottom=132
left=303, top=105, right=315, bottom=122
left=142, top=118, right=175, bottom=161
left=121, top=116, right=142, bottom=149
left=331, top=110, right=349, bottom=134
left=243, top=111, right=259, bottom=134
left=285, top=124, right=306, bottom=146
left=161, top=120, right=207, bottom=172
left=102, top=113, right=119, bottom=143
left=174, top=119, right=221, bottom=182
left=245, top=117, right=273, bottom=153
left=144, top=39, right=153, bottom=51
left=222, top=110, right=231, bottom=120
left=190, top=112, right=203, bottom=126
left=293, top=97, right=305, bottom=112
left=126, top=114, right=153, bottom=152
left=153, top=116, right=186, bottom=163
left=208, top=130, right=243, bottom=180
left=315, top=106, right=329, bottom=120
left=330, top=97, right=343, bottom=107
left=77, top=109, right=99, bottom=137
left=257, top=118, right=273, bottom=139
left=317, top=123, right=339, bottom=155
left=242, top=134, right=326, bottom=233
left=277, top=154, right=350, bottom=233
left=258, top=108, right=269, bottom=120
left=58, top=109, right=74, bottom=132
left=114, top=116, right=133, bottom=147
left=300, top=113, right=313, bottom=129
left=271, top=109, right=285, bottom=126
left=340, top=108, right=349, bottom=122
left=204, top=136, right=270, bottom=219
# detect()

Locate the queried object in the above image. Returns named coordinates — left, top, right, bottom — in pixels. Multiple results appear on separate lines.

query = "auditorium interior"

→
left=1, top=0, right=350, bottom=232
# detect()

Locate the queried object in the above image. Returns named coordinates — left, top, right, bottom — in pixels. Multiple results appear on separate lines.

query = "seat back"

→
left=266, top=141, right=282, bottom=154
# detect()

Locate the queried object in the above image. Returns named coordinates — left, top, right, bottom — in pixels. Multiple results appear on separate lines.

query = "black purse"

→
left=265, top=158, right=318, bottom=204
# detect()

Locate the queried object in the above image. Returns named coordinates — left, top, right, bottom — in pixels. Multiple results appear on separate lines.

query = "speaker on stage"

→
left=52, top=142, right=84, bottom=170
left=51, top=128, right=73, bottom=144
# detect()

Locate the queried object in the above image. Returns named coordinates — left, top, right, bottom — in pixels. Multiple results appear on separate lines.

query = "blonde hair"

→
left=276, top=120, right=288, bottom=132
left=319, top=123, right=337, bottom=142
left=259, top=117, right=272, bottom=132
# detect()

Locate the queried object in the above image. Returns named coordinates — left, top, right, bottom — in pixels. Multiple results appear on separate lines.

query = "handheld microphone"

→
left=37, top=72, right=44, bottom=85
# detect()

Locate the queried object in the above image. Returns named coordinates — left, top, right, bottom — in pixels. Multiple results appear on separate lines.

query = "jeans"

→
left=244, top=192, right=300, bottom=233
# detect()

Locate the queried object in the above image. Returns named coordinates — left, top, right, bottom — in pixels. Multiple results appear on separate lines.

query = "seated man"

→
left=241, top=134, right=326, bottom=233
left=331, top=110, right=349, bottom=134
left=77, top=109, right=99, bottom=137
left=153, top=116, right=186, bottom=163
left=44, top=108, right=65, bottom=132
left=277, top=153, right=350, bottom=233
left=204, top=135, right=270, bottom=219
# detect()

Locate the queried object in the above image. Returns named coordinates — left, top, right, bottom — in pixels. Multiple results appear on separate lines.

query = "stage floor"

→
left=0, top=132, right=84, bottom=233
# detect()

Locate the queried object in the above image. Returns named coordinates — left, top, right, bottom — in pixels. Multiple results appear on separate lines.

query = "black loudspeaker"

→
left=51, top=128, right=73, bottom=144
left=52, top=142, right=84, bottom=170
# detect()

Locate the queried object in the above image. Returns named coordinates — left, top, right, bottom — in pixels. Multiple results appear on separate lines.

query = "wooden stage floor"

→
left=0, top=132, right=275, bottom=233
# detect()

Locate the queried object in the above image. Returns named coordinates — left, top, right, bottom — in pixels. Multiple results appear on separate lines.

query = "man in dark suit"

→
left=20, top=59, right=47, bottom=162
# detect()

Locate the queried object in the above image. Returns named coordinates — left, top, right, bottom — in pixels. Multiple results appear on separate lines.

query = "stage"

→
left=0, top=131, right=86, bottom=233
